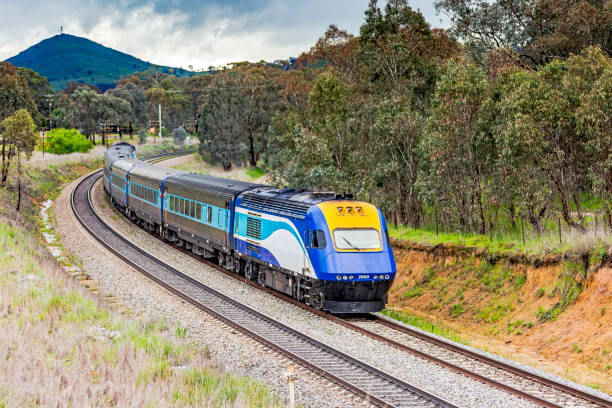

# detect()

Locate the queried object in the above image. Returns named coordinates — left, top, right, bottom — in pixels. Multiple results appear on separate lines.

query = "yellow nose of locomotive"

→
left=317, top=201, right=383, bottom=251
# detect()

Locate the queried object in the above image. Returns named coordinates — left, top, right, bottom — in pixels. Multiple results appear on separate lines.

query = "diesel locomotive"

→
left=103, top=142, right=396, bottom=313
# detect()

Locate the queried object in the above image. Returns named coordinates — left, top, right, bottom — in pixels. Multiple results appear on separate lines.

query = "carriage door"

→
left=220, top=204, right=228, bottom=247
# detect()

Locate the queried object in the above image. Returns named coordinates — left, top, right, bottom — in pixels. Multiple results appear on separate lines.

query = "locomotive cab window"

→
left=311, top=230, right=326, bottom=249
left=333, top=228, right=381, bottom=250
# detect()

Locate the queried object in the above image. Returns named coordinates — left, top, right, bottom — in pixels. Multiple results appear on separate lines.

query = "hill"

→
left=5, top=34, right=197, bottom=91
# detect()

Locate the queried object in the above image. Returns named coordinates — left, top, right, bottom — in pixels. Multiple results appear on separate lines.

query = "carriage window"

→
left=311, top=230, right=327, bottom=249
left=196, top=203, right=201, bottom=220
left=174, top=197, right=178, bottom=212
left=207, top=207, right=212, bottom=223
left=190, top=201, right=195, bottom=218
left=169, top=196, right=174, bottom=211
left=180, top=199, right=184, bottom=214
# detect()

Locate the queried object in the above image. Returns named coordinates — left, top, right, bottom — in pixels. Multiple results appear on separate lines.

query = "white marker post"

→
left=285, top=364, right=298, bottom=408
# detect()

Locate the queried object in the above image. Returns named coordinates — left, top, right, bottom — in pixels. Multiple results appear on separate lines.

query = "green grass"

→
left=381, top=309, right=469, bottom=345
left=136, top=140, right=184, bottom=158
left=246, top=166, right=265, bottom=180
left=390, top=221, right=612, bottom=258
left=0, top=213, right=281, bottom=407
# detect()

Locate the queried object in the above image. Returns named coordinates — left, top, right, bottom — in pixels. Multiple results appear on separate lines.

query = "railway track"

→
left=114, top=189, right=611, bottom=408
left=71, top=165, right=458, bottom=408
left=75, top=152, right=612, bottom=408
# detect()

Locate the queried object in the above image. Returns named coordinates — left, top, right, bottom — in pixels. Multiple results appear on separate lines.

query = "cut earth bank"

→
left=387, top=238, right=612, bottom=394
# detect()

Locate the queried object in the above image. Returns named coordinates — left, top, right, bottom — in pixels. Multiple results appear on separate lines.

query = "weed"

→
left=382, top=309, right=469, bottom=345
left=402, top=286, right=424, bottom=299
left=537, top=261, right=585, bottom=321
left=536, top=288, right=545, bottom=298
left=450, top=302, right=466, bottom=317
left=573, top=344, right=583, bottom=353
left=176, top=326, right=187, bottom=339
left=421, top=266, right=437, bottom=285
left=601, top=307, right=606, bottom=316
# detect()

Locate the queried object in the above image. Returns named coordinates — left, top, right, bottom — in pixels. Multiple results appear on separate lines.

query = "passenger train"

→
left=103, top=142, right=396, bottom=313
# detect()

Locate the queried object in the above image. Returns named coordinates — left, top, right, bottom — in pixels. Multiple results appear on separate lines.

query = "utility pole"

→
left=158, top=103, right=162, bottom=142
left=44, top=95, right=53, bottom=157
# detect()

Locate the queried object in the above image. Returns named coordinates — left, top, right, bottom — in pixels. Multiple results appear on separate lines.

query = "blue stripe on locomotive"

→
left=232, top=199, right=396, bottom=282
left=233, top=207, right=310, bottom=274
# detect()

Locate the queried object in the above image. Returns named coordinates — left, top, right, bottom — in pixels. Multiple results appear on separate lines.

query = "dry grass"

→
left=0, top=222, right=281, bottom=407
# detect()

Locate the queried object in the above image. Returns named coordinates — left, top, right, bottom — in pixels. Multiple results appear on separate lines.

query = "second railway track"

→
left=106, top=170, right=611, bottom=408
left=72, top=165, right=458, bottom=408
left=73, top=153, right=612, bottom=408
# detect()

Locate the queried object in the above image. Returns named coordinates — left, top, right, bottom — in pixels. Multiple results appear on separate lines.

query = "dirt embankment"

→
left=389, top=238, right=612, bottom=393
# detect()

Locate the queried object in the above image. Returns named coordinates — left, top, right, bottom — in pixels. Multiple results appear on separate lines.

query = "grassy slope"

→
left=0, top=157, right=280, bottom=407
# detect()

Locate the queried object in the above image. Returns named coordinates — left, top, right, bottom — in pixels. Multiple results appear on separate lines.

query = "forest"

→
left=1, top=0, right=611, bottom=247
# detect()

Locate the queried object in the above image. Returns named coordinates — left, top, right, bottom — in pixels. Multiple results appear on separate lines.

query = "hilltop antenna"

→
left=60, top=26, right=63, bottom=34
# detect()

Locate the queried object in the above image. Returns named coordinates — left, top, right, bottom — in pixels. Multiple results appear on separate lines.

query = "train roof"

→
left=165, top=173, right=265, bottom=197
left=110, top=158, right=143, bottom=173
left=239, top=188, right=346, bottom=219
left=129, top=164, right=185, bottom=181
left=104, top=142, right=136, bottom=163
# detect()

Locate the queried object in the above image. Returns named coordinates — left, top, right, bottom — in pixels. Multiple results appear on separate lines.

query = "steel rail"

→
left=126, top=206, right=607, bottom=408
left=71, top=168, right=458, bottom=408
left=84, top=151, right=612, bottom=408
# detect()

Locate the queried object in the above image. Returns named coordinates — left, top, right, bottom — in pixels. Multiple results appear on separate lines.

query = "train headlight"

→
left=379, top=275, right=385, bottom=280
left=336, top=275, right=341, bottom=280
left=349, top=275, right=353, bottom=280
left=385, top=275, right=389, bottom=280
left=373, top=275, right=378, bottom=279
left=343, top=276, right=348, bottom=280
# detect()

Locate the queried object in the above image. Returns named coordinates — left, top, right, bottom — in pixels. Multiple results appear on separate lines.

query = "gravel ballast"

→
left=68, top=174, right=547, bottom=408
left=54, top=175, right=365, bottom=408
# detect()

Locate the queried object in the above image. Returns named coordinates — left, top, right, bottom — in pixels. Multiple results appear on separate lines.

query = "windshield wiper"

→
left=342, top=236, right=360, bottom=250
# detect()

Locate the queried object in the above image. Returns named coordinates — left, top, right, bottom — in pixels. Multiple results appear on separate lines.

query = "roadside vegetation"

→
left=0, top=221, right=280, bottom=407
left=2, top=1, right=610, bottom=259
left=43, top=128, right=93, bottom=154
left=0, top=149, right=281, bottom=406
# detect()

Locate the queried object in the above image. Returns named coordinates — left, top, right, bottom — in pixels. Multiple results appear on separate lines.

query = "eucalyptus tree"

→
left=435, top=0, right=612, bottom=66
left=418, top=58, right=493, bottom=233
left=1, top=109, right=37, bottom=210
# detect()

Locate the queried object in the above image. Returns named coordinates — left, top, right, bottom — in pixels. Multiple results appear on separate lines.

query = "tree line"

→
left=1, top=0, right=610, bottom=235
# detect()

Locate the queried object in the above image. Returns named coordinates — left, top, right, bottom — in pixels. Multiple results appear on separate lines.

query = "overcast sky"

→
left=1, top=0, right=448, bottom=69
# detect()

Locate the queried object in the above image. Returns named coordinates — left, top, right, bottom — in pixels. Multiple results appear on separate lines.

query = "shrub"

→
left=172, top=127, right=187, bottom=144
left=45, top=128, right=93, bottom=154
left=138, top=130, right=147, bottom=144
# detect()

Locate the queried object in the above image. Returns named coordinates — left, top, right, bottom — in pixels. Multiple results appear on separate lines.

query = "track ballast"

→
left=72, top=166, right=457, bottom=408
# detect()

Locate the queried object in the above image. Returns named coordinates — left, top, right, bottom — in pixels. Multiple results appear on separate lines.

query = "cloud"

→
left=1, top=0, right=448, bottom=69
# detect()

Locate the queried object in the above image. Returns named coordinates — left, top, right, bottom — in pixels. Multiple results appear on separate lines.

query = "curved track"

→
left=115, top=190, right=611, bottom=408
left=71, top=168, right=458, bottom=408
